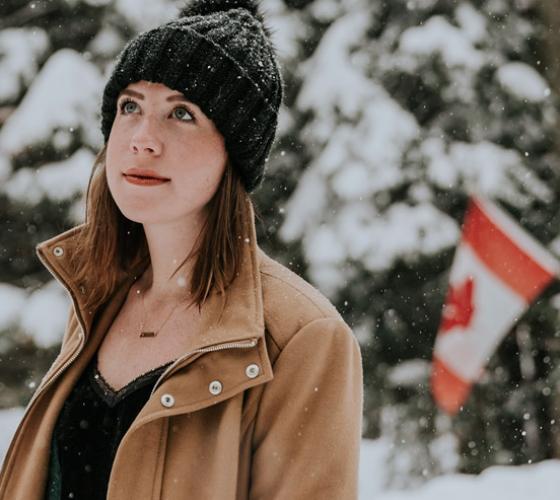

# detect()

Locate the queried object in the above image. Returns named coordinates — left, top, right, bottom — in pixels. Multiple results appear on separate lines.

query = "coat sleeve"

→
left=249, top=316, right=364, bottom=500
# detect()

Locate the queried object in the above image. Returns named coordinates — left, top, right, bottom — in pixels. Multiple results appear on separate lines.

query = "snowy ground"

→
left=359, top=438, right=560, bottom=499
left=1, top=408, right=558, bottom=499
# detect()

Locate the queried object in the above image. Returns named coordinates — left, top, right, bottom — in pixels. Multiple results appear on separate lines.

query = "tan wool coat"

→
left=0, top=207, right=364, bottom=500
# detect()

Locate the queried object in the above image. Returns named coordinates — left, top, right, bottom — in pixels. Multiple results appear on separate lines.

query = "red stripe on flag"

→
left=431, top=356, right=471, bottom=415
left=462, top=199, right=553, bottom=302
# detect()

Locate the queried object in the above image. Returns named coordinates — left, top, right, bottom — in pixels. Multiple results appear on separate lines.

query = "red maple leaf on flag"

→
left=440, top=276, right=475, bottom=333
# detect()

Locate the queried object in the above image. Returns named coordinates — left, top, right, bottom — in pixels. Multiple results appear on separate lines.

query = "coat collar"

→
left=34, top=199, right=266, bottom=350
left=33, top=201, right=274, bottom=423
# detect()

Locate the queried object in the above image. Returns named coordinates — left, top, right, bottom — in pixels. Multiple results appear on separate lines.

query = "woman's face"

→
left=105, top=80, right=227, bottom=225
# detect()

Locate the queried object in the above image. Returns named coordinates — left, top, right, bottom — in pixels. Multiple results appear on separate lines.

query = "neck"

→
left=139, top=213, right=206, bottom=302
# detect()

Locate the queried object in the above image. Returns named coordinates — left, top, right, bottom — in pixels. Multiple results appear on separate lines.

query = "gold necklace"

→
left=137, top=287, right=185, bottom=338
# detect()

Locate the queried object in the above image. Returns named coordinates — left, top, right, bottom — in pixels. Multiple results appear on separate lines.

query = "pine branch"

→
left=0, top=0, right=60, bottom=30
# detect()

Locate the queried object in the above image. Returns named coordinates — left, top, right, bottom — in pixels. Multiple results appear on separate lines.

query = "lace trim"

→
left=89, top=354, right=175, bottom=408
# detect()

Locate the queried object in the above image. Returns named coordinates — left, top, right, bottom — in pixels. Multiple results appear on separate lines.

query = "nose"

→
left=130, top=119, right=163, bottom=156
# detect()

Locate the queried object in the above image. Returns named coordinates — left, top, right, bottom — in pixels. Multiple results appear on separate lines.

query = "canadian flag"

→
left=431, top=196, right=560, bottom=415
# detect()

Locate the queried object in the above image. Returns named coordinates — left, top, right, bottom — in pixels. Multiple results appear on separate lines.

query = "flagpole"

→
left=514, top=323, right=540, bottom=461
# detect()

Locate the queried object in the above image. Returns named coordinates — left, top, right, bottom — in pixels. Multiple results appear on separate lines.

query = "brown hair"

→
left=70, top=145, right=251, bottom=315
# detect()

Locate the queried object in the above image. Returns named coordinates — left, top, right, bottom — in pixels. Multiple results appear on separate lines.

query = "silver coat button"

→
left=160, top=393, right=175, bottom=408
left=53, top=246, right=64, bottom=257
left=209, top=380, right=223, bottom=395
left=245, top=364, right=260, bottom=379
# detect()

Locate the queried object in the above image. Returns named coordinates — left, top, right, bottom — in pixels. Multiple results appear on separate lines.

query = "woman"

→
left=0, top=0, right=363, bottom=499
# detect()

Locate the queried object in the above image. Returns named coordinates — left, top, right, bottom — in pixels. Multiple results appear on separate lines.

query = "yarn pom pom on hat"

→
left=180, top=0, right=264, bottom=21
left=100, top=0, right=284, bottom=193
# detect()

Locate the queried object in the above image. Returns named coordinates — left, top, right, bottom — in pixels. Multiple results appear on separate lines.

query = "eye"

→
left=119, top=98, right=139, bottom=115
left=172, top=106, right=194, bottom=122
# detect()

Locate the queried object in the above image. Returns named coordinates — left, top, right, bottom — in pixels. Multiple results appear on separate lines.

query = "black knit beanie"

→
left=100, top=0, right=284, bottom=193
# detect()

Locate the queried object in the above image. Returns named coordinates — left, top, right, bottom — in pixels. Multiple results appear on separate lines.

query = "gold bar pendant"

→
left=140, top=331, right=156, bottom=338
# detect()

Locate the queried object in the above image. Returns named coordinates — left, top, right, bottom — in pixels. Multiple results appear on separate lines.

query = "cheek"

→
left=175, top=160, right=225, bottom=202
left=105, top=128, right=133, bottom=177
left=171, top=164, right=225, bottom=213
left=199, top=150, right=227, bottom=195
left=104, top=136, right=128, bottom=196
left=175, top=138, right=226, bottom=188
left=105, top=133, right=117, bottom=167
left=106, top=130, right=126, bottom=166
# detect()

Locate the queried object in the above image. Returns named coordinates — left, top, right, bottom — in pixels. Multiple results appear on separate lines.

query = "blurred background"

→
left=2, top=0, right=560, bottom=498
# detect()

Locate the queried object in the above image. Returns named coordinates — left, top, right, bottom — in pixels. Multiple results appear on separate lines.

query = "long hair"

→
left=70, top=145, right=250, bottom=315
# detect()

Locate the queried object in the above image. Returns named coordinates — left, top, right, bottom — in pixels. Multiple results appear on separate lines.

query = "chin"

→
left=109, top=189, right=162, bottom=224
left=111, top=195, right=156, bottom=223
left=119, top=211, right=149, bottom=224
left=117, top=201, right=198, bottom=226
left=110, top=186, right=207, bottom=226
left=118, top=205, right=167, bottom=225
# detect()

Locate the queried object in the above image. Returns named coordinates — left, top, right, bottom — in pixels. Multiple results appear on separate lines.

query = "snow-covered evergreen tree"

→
left=259, top=0, right=560, bottom=485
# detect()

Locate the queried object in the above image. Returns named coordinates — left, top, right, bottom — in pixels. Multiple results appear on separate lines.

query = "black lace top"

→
left=44, top=353, right=175, bottom=500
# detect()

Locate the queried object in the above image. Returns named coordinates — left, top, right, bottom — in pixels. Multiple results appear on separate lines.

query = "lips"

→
left=123, top=167, right=170, bottom=181
left=124, top=176, right=169, bottom=186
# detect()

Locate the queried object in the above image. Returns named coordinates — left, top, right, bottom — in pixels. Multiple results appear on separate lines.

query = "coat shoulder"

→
left=257, top=248, right=347, bottom=352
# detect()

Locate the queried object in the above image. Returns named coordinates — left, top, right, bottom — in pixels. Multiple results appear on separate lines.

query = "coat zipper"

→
left=0, top=248, right=88, bottom=494
left=150, top=337, right=258, bottom=397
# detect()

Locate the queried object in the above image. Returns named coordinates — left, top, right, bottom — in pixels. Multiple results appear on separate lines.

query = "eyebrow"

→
left=119, top=89, right=191, bottom=103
